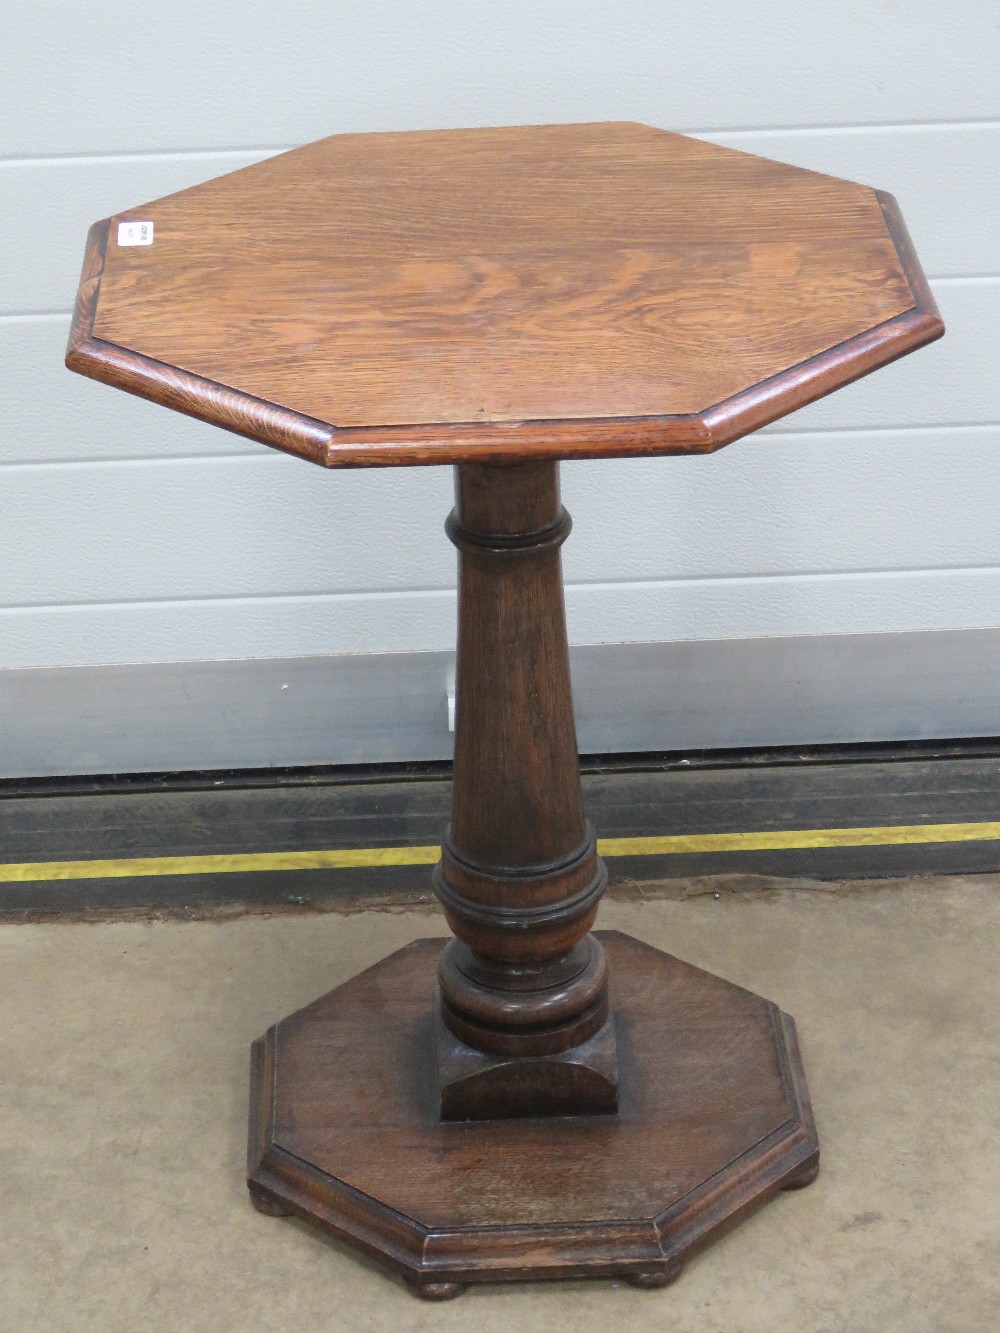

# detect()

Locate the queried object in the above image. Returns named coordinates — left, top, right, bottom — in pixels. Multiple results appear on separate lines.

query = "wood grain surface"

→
left=67, top=122, right=943, bottom=467
left=248, top=932, right=819, bottom=1293
left=432, top=461, right=616, bottom=1112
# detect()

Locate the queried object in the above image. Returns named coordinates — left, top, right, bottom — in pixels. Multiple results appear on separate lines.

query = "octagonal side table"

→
left=67, top=122, right=943, bottom=1297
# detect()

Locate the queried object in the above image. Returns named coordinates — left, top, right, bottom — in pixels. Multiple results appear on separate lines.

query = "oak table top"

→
left=68, top=121, right=942, bottom=468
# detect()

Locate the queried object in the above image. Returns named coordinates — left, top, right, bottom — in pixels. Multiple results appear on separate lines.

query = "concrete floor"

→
left=2, top=877, right=998, bottom=1332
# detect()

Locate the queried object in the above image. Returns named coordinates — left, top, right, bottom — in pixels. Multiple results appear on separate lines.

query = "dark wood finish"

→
left=432, top=461, right=616, bottom=1116
left=248, top=933, right=819, bottom=1295
left=433, top=992, right=618, bottom=1121
left=67, top=123, right=942, bottom=468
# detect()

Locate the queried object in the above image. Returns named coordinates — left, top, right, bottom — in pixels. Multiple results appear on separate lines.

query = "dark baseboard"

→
left=3, top=740, right=1000, bottom=919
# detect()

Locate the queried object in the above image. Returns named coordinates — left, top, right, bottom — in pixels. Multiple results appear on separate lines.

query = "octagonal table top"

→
left=67, top=121, right=942, bottom=468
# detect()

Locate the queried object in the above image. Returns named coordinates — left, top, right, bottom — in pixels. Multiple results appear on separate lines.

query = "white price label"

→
left=117, top=220, right=154, bottom=247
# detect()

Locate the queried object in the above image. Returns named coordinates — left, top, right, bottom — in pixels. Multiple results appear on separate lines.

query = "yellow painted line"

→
left=1, top=815, right=1000, bottom=879
left=0, top=846, right=443, bottom=882
left=598, top=821, right=1000, bottom=856
left=3, top=821, right=1000, bottom=883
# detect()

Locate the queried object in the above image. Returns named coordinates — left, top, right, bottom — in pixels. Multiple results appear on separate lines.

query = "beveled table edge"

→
left=66, top=191, right=943, bottom=470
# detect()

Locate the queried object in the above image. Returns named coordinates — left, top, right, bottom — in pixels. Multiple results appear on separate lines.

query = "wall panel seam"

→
left=1, top=589, right=458, bottom=613
left=3, top=422, right=997, bottom=474
left=700, top=116, right=1000, bottom=136
left=7, top=564, right=1000, bottom=616
left=2, top=116, right=999, bottom=167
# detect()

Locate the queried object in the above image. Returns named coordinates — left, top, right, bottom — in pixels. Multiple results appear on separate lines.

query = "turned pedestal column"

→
left=433, top=460, right=616, bottom=1118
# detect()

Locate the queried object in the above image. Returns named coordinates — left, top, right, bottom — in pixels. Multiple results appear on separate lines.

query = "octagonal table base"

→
left=248, top=932, right=818, bottom=1297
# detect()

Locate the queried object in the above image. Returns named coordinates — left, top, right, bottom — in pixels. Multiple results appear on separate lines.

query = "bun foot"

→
left=783, top=1154, right=820, bottom=1190
left=406, top=1279, right=467, bottom=1301
left=625, top=1258, right=684, bottom=1288
left=247, top=1183, right=292, bottom=1217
